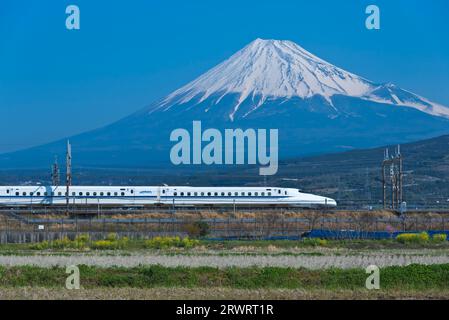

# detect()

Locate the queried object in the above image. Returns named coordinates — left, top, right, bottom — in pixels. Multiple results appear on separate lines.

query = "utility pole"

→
left=66, top=140, right=72, bottom=214
left=398, top=145, right=403, bottom=205
left=390, top=162, right=396, bottom=209
left=51, top=156, right=60, bottom=186
left=381, top=145, right=403, bottom=210
left=382, top=149, right=387, bottom=208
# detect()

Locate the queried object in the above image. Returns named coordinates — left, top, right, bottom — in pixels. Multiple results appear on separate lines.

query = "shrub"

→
left=74, top=234, right=90, bottom=249
left=91, top=240, right=117, bottom=250
left=117, top=236, right=129, bottom=249
left=396, top=232, right=429, bottom=244
left=30, top=237, right=82, bottom=250
left=91, top=236, right=129, bottom=250
left=183, top=221, right=209, bottom=239
left=49, top=234, right=91, bottom=250
left=144, top=236, right=199, bottom=249
left=106, top=233, right=118, bottom=241
left=30, top=240, right=50, bottom=250
left=432, top=234, right=447, bottom=243
left=301, top=238, right=328, bottom=247
left=51, top=236, right=73, bottom=249
left=181, top=237, right=200, bottom=248
left=29, top=233, right=129, bottom=251
left=75, top=234, right=90, bottom=243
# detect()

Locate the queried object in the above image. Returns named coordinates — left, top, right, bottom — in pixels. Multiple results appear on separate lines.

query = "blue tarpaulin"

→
left=204, top=230, right=449, bottom=241
left=306, top=229, right=449, bottom=240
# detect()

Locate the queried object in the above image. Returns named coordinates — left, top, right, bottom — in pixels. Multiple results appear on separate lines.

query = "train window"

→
left=23, top=192, right=27, bottom=196
left=268, top=192, right=271, bottom=196
left=37, top=192, right=41, bottom=196
left=235, top=192, right=238, bottom=196
left=200, top=192, right=204, bottom=196
left=214, top=192, right=218, bottom=196
left=162, top=190, right=166, bottom=194
left=86, top=192, right=90, bottom=196
left=207, top=192, right=211, bottom=196
left=174, top=192, right=177, bottom=196
left=248, top=192, right=252, bottom=196
left=241, top=192, right=245, bottom=196
left=79, top=192, right=83, bottom=196
left=93, top=192, right=97, bottom=196
left=261, top=192, right=265, bottom=196
left=278, top=190, right=281, bottom=194
left=72, top=192, right=76, bottom=196
left=6, top=190, right=9, bottom=194
left=285, top=191, right=287, bottom=195
left=121, top=192, right=125, bottom=196
left=114, top=192, right=118, bottom=196
left=180, top=192, right=184, bottom=196
left=107, top=192, right=111, bottom=196
left=187, top=192, right=191, bottom=196
left=30, top=192, right=34, bottom=196
left=16, top=192, right=19, bottom=196
left=44, top=192, right=48, bottom=196
left=130, top=190, right=134, bottom=194
left=221, top=192, right=225, bottom=196
left=51, top=192, right=55, bottom=196
left=65, top=192, right=68, bottom=196
left=255, top=192, right=258, bottom=196
left=194, top=192, right=197, bottom=196
left=100, top=192, right=104, bottom=196
left=228, top=192, right=232, bottom=196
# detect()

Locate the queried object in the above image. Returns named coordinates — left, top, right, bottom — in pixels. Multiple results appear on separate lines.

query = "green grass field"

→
left=0, top=264, right=448, bottom=290
left=0, top=237, right=448, bottom=299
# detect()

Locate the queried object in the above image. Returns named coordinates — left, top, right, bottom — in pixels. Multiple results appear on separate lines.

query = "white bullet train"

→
left=0, top=186, right=337, bottom=208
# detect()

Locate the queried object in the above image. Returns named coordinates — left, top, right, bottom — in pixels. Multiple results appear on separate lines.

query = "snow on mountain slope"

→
left=365, top=83, right=449, bottom=118
left=151, top=38, right=449, bottom=121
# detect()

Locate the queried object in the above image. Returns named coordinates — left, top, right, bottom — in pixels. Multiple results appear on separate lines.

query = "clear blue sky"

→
left=1, top=0, right=448, bottom=153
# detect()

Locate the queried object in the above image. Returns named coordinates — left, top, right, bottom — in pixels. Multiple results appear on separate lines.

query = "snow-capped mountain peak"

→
left=153, top=38, right=449, bottom=121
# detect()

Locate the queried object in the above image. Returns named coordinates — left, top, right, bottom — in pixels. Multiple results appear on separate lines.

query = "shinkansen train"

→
left=0, top=186, right=337, bottom=208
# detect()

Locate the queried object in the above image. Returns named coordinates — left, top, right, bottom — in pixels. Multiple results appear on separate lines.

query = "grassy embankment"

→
left=0, top=264, right=449, bottom=290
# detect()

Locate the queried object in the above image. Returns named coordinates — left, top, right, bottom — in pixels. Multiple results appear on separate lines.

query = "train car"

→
left=0, top=186, right=337, bottom=208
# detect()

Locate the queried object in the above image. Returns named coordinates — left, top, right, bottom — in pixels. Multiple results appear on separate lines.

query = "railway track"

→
left=2, top=205, right=449, bottom=222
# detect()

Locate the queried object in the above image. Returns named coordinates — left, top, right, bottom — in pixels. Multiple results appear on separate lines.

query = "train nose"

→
left=325, top=197, right=337, bottom=207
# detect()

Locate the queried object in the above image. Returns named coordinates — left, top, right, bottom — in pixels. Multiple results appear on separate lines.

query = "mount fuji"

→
left=2, top=38, right=449, bottom=169
left=152, top=38, right=449, bottom=121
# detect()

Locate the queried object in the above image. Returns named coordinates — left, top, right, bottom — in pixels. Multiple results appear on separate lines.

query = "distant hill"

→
left=270, top=134, right=449, bottom=208
left=2, top=134, right=449, bottom=209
